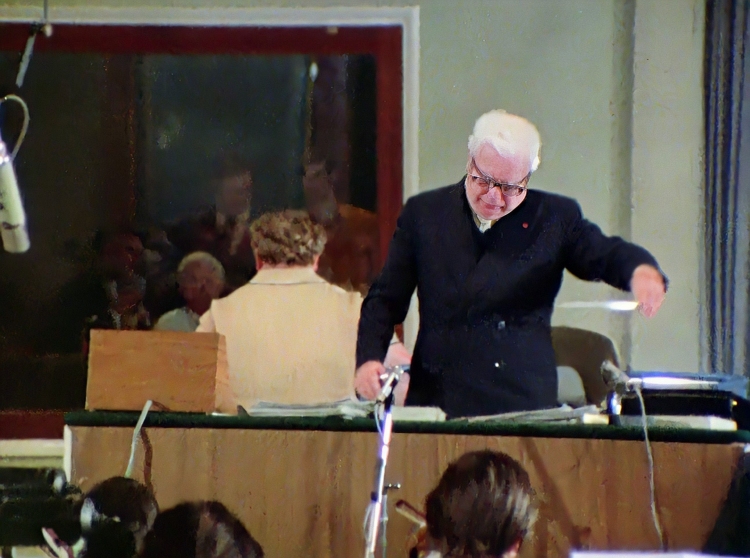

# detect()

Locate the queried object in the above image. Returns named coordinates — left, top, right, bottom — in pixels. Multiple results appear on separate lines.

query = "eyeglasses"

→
left=467, top=158, right=530, bottom=197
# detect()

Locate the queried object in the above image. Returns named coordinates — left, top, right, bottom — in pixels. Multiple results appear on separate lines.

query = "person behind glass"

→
left=43, top=229, right=150, bottom=356
left=139, top=500, right=264, bottom=558
left=196, top=210, right=410, bottom=410
left=303, top=159, right=380, bottom=295
left=355, top=109, right=667, bottom=418
left=415, top=450, right=537, bottom=558
left=140, top=226, right=185, bottom=321
left=169, top=151, right=256, bottom=294
left=154, top=252, right=225, bottom=332
left=81, top=283, right=151, bottom=359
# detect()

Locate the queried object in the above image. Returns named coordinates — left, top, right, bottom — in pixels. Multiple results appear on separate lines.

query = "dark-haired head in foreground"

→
left=424, top=450, right=536, bottom=558
left=140, top=500, right=264, bottom=558
left=79, top=476, right=158, bottom=558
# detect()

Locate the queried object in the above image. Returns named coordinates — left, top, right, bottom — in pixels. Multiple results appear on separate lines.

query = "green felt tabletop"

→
left=64, top=411, right=750, bottom=445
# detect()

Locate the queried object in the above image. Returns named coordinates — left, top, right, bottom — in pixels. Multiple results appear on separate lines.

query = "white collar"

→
left=474, top=213, right=495, bottom=232
left=184, top=307, right=200, bottom=320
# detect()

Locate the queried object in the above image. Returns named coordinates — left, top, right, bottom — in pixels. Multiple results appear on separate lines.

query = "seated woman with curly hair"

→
left=197, top=210, right=409, bottom=410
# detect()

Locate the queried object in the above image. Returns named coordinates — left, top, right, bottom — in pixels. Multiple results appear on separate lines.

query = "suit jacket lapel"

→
left=463, top=191, right=545, bottom=311
left=441, top=182, right=482, bottom=295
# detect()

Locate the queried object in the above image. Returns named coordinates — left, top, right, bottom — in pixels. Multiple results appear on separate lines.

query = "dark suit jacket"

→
left=40, top=272, right=110, bottom=355
left=357, top=180, right=665, bottom=418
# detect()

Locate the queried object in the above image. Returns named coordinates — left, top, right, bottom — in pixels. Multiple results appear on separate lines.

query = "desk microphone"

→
left=600, top=360, right=631, bottom=391
left=376, top=365, right=410, bottom=404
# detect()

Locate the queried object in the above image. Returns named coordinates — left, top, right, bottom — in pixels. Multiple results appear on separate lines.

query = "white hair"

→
left=177, top=251, right=225, bottom=281
left=467, top=110, right=542, bottom=173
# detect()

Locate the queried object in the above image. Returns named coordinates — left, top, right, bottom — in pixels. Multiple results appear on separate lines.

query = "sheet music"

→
left=246, top=399, right=371, bottom=419
left=466, top=404, right=601, bottom=423
left=244, top=400, right=446, bottom=421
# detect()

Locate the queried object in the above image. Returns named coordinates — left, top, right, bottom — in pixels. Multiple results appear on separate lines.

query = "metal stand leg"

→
left=380, top=490, right=389, bottom=558
left=364, top=390, right=397, bottom=558
left=380, top=483, right=401, bottom=558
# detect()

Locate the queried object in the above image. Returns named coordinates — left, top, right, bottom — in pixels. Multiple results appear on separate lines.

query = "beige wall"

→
left=629, top=0, right=704, bottom=373
left=0, top=0, right=705, bottom=372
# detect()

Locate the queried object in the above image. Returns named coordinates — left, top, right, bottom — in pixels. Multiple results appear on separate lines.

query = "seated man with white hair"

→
left=355, top=109, right=667, bottom=418
left=197, top=210, right=409, bottom=409
left=154, top=251, right=225, bottom=332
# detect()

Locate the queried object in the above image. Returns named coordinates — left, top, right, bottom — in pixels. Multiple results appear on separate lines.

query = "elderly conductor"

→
left=355, top=110, right=667, bottom=418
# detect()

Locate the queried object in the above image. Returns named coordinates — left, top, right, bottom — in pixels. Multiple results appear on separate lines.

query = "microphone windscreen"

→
left=0, top=151, right=30, bottom=253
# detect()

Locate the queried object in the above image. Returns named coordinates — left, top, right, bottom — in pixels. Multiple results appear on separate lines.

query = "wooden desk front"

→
left=65, top=414, right=746, bottom=557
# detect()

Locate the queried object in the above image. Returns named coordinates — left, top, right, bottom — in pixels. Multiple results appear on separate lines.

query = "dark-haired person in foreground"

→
left=43, top=476, right=158, bottom=558
left=419, top=450, right=536, bottom=558
left=355, top=109, right=667, bottom=418
left=80, top=477, right=158, bottom=558
left=139, top=500, right=264, bottom=558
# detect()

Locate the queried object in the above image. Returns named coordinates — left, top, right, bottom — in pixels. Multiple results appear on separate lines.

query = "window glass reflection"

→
left=0, top=50, right=378, bottom=409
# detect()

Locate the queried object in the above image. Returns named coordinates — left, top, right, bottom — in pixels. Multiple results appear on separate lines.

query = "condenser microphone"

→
left=0, top=94, right=31, bottom=254
left=0, top=134, right=30, bottom=253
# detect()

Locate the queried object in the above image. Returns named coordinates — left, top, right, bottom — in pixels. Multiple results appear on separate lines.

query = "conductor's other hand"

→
left=631, top=264, right=666, bottom=318
left=384, top=342, right=412, bottom=368
left=355, top=360, right=385, bottom=400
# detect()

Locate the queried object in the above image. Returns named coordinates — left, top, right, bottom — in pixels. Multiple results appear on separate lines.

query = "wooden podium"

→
left=64, top=413, right=747, bottom=558
left=85, top=330, right=235, bottom=414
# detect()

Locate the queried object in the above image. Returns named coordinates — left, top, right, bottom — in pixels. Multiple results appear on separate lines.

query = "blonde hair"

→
left=467, top=110, right=542, bottom=173
left=177, top=252, right=225, bottom=281
left=249, top=210, right=327, bottom=266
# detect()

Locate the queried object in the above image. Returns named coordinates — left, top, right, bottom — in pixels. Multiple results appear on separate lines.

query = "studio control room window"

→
left=0, top=24, right=403, bottom=410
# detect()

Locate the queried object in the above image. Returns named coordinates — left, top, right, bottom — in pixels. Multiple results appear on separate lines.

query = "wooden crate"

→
left=86, top=330, right=234, bottom=414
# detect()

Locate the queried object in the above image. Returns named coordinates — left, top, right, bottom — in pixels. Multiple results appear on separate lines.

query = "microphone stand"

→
left=379, top=482, right=401, bottom=558
left=363, top=365, right=406, bottom=558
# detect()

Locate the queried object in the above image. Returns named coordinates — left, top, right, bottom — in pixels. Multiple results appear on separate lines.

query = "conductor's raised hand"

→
left=354, top=360, right=386, bottom=400
left=630, top=264, right=666, bottom=318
